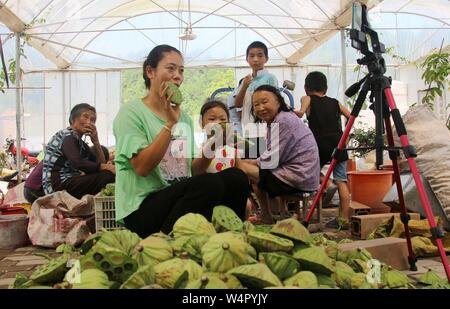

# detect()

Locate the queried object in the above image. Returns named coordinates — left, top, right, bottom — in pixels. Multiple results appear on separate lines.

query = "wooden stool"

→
left=280, top=191, right=323, bottom=224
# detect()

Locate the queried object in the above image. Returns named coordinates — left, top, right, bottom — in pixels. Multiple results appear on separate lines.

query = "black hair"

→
left=142, top=44, right=182, bottom=89
left=304, top=71, right=328, bottom=93
left=251, top=85, right=291, bottom=121
left=69, top=103, right=96, bottom=125
left=200, top=99, right=230, bottom=121
left=246, top=41, right=269, bottom=59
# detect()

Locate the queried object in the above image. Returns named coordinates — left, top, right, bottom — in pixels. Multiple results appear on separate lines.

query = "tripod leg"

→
left=384, top=87, right=450, bottom=282
left=385, top=117, right=417, bottom=271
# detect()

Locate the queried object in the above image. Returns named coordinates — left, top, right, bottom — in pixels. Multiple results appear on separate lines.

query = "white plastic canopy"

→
left=0, top=0, right=448, bottom=70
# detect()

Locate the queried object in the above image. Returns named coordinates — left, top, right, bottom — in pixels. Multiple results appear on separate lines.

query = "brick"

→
left=348, top=201, right=371, bottom=219
left=338, top=237, right=410, bottom=270
left=350, top=212, right=421, bottom=239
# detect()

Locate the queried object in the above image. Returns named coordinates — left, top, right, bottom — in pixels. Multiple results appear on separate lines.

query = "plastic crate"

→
left=94, top=195, right=121, bottom=231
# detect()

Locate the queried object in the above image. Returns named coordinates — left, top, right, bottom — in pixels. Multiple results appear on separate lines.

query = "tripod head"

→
left=349, top=3, right=386, bottom=75
left=347, top=3, right=392, bottom=170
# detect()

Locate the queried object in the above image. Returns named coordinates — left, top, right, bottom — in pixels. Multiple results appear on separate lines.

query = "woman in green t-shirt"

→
left=113, top=44, right=249, bottom=237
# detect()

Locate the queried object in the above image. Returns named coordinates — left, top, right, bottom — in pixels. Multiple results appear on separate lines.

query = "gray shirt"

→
left=257, top=111, right=320, bottom=191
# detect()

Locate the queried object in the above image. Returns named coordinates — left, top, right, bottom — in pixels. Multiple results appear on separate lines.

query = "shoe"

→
left=325, top=217, right=339, bottom=229
left=325, top=217, right=349, bottom=230
left=322, top=184, right=338, bottom=208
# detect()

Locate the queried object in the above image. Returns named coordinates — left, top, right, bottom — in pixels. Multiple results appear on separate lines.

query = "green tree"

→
left=121, top=68, right=236, bottom=121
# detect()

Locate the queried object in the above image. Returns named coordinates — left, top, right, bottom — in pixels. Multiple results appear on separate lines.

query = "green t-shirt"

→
left=113, top=99, right=195, bottom=222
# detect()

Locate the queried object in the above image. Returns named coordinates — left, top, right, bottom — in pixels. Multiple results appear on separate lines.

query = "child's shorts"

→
left=258, top=169, right=303, bottom=198
left=333, top=160, right=348, bottom=182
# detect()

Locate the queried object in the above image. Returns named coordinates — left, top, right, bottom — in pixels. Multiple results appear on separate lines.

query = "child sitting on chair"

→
left=200, top=100, right=254, bottom=218
left=238, top=85, right=320, bottom=224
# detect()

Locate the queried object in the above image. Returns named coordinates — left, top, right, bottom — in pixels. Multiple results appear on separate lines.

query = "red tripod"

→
left=302, top=70, right=450, bottom=282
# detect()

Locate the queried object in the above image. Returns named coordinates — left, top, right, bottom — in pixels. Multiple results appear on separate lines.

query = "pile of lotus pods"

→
left=9, top=205, right=449, bottom=289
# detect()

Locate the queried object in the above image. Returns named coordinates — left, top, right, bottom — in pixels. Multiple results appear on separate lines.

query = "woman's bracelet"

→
left=162, top=125, right=172, bottom=133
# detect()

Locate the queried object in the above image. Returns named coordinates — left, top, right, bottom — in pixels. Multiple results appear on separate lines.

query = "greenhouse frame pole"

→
left=340, top=29, right=348, bottom=107
left=15, top=32, right=22, bottom=183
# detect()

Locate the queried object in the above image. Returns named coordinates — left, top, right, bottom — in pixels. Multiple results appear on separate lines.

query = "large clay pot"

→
left=347, top=170, right=394, bottom=213
left=347, top=159, right=356, bottom=172
left=346, top=160, right=356, bottom=194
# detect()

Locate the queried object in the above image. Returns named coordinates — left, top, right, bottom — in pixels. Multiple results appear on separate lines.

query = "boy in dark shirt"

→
left=295, top=71, right=351, bottom=221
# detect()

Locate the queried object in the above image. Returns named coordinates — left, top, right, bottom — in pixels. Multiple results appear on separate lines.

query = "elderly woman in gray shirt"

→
left=239, top=85, right=320, bottom=224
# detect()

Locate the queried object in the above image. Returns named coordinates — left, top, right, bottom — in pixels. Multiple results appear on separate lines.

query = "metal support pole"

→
left=340, top=29, right=348, bottom=107
left=15, top=32, right=22, bottom=183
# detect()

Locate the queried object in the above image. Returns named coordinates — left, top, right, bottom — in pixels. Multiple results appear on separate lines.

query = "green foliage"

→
left=0, top=18, right=45, bottom=93
left=385, top=46, right=409, bottom=65
left=350, top=122, right=376, bottom=158
left=121, top=68, right=236, bottom=120
left=420, top=52, right=450, bottom=110
left=346, top=95, right=368, bottom=110
left=121, top=70, right=146, bottom=104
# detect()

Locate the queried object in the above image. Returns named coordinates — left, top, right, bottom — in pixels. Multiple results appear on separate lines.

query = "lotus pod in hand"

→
left=247, top=230, right=294, bottom=253
left=172, top=213, right=216, bottom=238
left=259, top=252, right=299, bottom=280
left=30, top=255, right=69, bottom=285
left=212, top=205, right=244, bottom=232
left=283, top=271, right=319, bottom=289
left=292, top=246, right=335, bottom=275
left=120, top=264, right=156, bottom=289
left=72, top=269, right=112, bottom=289
left=165, top=81, right=183, bottom=105
left=186, top=275, right=228, bottom=289
left=270, top=218, right=311, bottom=244
left=228, top=263, right=282, bottom=288
left=201, top=233, right=257, bottom=273
left=96, top=229, right=141, bottom=256
left=133, top=236, right=173, bottom=268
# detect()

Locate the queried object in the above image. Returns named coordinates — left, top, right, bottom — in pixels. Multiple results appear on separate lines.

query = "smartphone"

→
left=352, top=2, right=363, bottom=31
